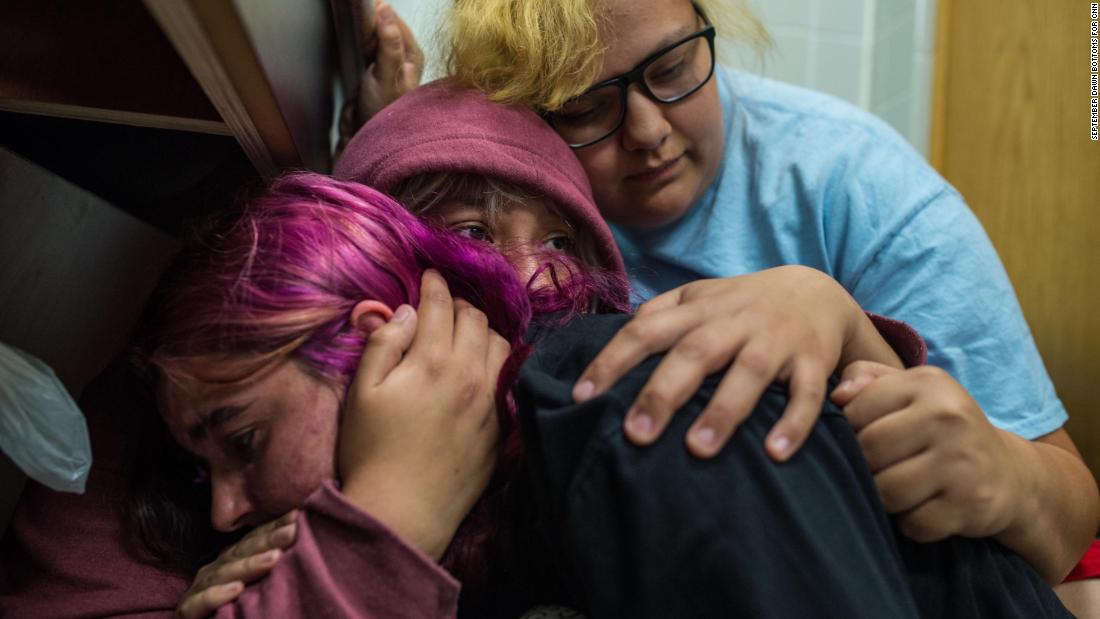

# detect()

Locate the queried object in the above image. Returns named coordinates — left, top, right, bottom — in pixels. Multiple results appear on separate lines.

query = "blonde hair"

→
left=446, top=0, right=771, bottom=112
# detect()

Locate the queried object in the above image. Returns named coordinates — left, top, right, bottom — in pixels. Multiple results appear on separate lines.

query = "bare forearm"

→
left=997, top=430, right=1100, bottom=583
left=1054, top=579, right=1100, bottom=618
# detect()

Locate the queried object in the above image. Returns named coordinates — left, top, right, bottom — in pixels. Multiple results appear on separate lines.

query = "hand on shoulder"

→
left=573, top=266, right=894, bottom=461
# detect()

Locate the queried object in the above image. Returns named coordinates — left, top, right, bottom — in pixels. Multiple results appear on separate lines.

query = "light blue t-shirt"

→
left=610, top=67, right=1066, bottom=440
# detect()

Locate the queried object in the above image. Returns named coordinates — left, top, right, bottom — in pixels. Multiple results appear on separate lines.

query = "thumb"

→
left=830, top=360, right=899, bottom=406
left=352, top=304, right=417, bottom=389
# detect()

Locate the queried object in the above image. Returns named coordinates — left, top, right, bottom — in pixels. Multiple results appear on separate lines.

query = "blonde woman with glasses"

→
left=434, top=0, right=1099, bottom=590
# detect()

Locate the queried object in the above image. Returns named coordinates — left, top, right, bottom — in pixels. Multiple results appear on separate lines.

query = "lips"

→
left=626, top=154, right=684, bottom=184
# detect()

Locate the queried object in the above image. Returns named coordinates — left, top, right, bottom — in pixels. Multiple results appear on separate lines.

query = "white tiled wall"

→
left=386, top=0, right=937, bottom=155
left=747, top=0, right=938, bottom=156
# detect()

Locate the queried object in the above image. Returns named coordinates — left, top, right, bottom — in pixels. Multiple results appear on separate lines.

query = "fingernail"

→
left=221, top=581, right=243, bottom=594
left=852, top=375, right=873, bottom=390
left=259, top=549, right=280, bottom=564
left=278, top=509, right=298, bottom=525
left=769, top=434, right=791, bottom=457
left=378, top=4, right=393, bottom=22
left=837, top=379, right=852, bottom=391
left=626, top=410, right=653, bottom=438
left=393, top=305, right=413, bottom=323
left=275, top=523, right=296, bottom=542
left=573, top=380, right=595, bottom=402
left=691, top=426, right=717, bottom=449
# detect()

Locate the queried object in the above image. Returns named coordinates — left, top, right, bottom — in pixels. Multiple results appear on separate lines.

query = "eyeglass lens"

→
left=552, top=34, right=713, bottom=147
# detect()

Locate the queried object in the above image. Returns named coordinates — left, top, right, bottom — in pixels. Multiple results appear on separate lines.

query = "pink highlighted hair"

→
left=140, top=172, right=628, bottom=589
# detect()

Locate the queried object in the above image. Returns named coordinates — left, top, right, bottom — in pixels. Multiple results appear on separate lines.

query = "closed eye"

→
left=229, top=428, right=257, bottom=461
left=649, top=60, right=686, bottom=83
left=556, top=103, right=604, bottom=125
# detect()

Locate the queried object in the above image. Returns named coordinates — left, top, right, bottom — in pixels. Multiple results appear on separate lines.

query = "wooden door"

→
left=932, top=0, right=1100, bottom=481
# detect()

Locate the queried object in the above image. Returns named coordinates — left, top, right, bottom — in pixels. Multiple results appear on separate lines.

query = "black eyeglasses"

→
left=545, top=4, right=716, bottom=149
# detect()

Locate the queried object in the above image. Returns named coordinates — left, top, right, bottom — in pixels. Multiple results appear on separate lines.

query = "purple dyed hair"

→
left=140, top=172, right=628, bottom=590
left=149, top=174, right=530, bottom=385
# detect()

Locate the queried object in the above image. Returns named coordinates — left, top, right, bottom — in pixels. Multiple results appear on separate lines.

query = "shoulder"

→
left=722, top=67, right=906, bottom=150
left=716, top=68, right=972, bottom=269
left=720, top=67, right=950, bottom=203
left=521, top=313, right=633, bottom=381
left=517, top=313, right=638, bottom=441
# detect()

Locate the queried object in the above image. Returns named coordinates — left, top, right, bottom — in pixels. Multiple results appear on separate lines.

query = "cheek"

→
left=575, top=146, right=616, bottom=187
left=574, top=147, right=622, bottom=212
left=677, top=86, right=724, bottom=176
left=254, top=404, right=339, bottom=511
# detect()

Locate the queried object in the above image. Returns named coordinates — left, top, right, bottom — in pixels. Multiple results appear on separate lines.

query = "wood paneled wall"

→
left=932, top=0, right=1100, bottom=481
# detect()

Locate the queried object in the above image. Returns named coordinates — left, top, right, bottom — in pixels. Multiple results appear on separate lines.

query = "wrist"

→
left=840, top=311, right=904, bottom=371
left=822, top=279, right=865, bottom=370
left=988, top=429, right=1097, bottom=583
left=342, top=472, right=455, bottom=561
left=991, top=431, right=1044, bottom=548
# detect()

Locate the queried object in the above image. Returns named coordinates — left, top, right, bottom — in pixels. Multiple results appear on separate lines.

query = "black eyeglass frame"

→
left=546, top=4, right=716, bottom=149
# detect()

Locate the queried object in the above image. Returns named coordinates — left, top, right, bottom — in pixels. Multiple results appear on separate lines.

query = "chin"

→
left=614, top=187, right=697, bottom=230
left=607, top=206, right=685, bottom=231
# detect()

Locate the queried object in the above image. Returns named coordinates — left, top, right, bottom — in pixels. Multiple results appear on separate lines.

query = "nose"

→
left=620, top=86, right=671, bottom=151
left=210, top=472, right=256, bottom=533
left=506, top=246, right=545, bottom=288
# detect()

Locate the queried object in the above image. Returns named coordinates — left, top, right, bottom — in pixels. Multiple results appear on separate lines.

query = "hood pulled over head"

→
left=334, top=79, right=625, bottom=275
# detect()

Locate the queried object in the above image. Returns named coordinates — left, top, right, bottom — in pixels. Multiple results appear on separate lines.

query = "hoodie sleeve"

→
left=218, top=481, right=460, bottom=619
left=866, top=312, right=928, bottom=367
left=0, top=364, right=187, bottom=619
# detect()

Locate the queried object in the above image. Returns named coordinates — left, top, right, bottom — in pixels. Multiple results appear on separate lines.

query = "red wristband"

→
left=1065, top=539, right=1100, bottom=582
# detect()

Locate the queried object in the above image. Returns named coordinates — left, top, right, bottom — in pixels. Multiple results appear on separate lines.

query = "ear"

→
left=350, top=300, right=395, bottom=335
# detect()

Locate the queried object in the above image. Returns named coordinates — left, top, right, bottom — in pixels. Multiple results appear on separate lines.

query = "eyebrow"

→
left=188, top=403, right=250, bottom=442
left=604, top=20, right=701, bottom=78
left=655, top=22, right=699, bottom=50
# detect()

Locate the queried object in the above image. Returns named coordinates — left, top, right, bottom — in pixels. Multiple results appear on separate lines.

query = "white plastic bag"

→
left=0, top=342, right=91, bottom=493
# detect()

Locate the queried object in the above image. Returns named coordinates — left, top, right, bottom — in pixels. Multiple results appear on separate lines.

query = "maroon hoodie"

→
left=0, top=362, right=460, bottom=618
